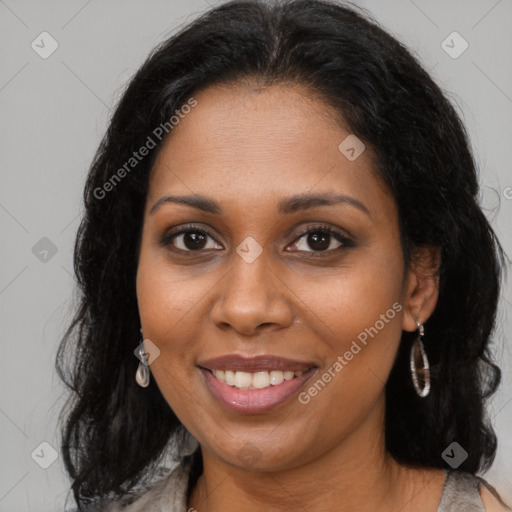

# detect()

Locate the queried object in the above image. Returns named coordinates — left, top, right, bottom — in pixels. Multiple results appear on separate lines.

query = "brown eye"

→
left=288, top=226, right=354, bottom=253
left=162, top=226, right=222, bottom=252
left=161, top=224, right=354, bottom=255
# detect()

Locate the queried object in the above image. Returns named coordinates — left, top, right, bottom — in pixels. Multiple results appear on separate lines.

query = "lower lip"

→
left=199, top=367, right=317, bottom=414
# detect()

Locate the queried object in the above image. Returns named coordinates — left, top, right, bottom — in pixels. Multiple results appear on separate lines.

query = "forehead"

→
left=148, top=83, right=393, bottom=219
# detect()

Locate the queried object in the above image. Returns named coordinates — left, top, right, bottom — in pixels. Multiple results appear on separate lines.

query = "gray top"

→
left=438, top=470, right=485, bottom=511
left=81, top=465, right=489, bottom=511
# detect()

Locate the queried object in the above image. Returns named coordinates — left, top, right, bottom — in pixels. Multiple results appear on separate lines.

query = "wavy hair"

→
left=55, top=0, right=506, bottom=509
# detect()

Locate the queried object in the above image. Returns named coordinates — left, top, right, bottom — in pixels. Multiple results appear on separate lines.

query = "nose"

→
left=209, top=250, right=294, bottom=337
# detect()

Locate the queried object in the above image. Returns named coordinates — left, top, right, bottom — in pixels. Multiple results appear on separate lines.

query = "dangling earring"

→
left=135, top=329, right=150, bottom=388
left=410, top=320, right=430, bottom=398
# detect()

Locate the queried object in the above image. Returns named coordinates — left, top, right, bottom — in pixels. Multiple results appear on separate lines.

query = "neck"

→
left=187, top=398, right=418, bottom=511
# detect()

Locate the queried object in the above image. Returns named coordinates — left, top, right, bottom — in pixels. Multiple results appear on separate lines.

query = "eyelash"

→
left=160, top=223, right=354, bottom=256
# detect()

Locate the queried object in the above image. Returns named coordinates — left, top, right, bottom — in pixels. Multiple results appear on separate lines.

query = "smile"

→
left=198, top=365, right=318, bottom=414
left=209, top=369, right=306, bottom=389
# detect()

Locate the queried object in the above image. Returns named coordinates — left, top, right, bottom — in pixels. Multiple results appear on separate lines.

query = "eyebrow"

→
left=149, top=192, right=370, bottom=217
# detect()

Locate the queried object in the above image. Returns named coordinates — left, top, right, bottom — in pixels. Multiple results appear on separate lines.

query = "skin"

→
left=136, top=82, right=504, bottom=511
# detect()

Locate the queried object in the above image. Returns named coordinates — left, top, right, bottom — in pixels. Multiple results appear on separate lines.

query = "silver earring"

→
left=410, top=320, right=430, bottom=398
left=135, top=330, right=150, bottom=388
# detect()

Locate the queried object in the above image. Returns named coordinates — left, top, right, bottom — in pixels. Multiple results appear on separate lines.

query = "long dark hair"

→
left=55, top=0, right=506, bottom=509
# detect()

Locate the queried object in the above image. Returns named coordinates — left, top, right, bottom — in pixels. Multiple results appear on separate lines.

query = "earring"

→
left=135, top=330, right=150, bottom=388
left=410, top=320, right=430, bottom=398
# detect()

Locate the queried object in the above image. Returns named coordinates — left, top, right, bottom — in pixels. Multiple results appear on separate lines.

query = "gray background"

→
left=0, top=0, right=511, bottom=510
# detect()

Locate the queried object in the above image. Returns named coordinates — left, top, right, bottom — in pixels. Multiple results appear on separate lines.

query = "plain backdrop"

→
left=0, top=0, right=511, bottom=510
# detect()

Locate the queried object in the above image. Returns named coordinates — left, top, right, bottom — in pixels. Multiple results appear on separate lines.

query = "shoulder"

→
left=67, top=463, right=191, bottom=512
left=110, top=463, right=190, bottom=512
left=438, top=470, right=510, bottom=512
left=479, top=482, right=511, bottom=512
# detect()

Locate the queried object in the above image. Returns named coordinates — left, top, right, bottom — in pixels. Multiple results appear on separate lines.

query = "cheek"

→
left=136, top=247, right=199, bottom=394
left=136, top=244, right=201, bottom=341
left=136, top=254, right=198, bottom=417
left=294, top=250, right=404, bottom=398
left=294, top=287, right=403, bottom=445
left=293, top=248, right=403, bottom=342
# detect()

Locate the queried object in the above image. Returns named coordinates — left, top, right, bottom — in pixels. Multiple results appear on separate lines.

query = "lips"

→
left=198, top=354, right=315, bottom=373
left=197, top=354, right=318, bottom=413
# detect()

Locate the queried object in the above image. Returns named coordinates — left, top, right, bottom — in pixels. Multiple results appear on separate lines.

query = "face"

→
left=136, top=82, right=412, bottom=472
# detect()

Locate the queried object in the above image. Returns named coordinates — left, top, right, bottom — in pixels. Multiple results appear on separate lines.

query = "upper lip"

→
left=198, top=354, right=317, bottom=372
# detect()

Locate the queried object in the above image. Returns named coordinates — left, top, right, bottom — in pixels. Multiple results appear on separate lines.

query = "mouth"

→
left=202, top=368, right=309, bottom=390
left=197, top=355, right=318, bottom=413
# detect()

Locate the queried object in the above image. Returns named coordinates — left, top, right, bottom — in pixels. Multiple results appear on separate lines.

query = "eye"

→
left=161, top=225, right=222, bottom=252
left=287, top=225, right=354, bottom=254
left=161, top=224, right=354, bottom=254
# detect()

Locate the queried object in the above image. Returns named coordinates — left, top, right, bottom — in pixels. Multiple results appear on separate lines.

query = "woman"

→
left=56, top=0, right=510, bottom=510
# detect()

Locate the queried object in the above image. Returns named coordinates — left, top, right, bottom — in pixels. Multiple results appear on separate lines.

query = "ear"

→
left=402, top=245, right=441, bottom=333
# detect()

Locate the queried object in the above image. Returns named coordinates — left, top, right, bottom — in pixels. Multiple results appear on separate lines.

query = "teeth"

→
left=214, top=370, right=225, bottom=381
left=224, top=370, right=235, bottom=386
left=211, top=369, right=306, bottom=389
left=234, top=371, right=252, bottom=388
left=270, top=370, right=284, bottom=386
left=252, top=371, right=270, bottom=389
